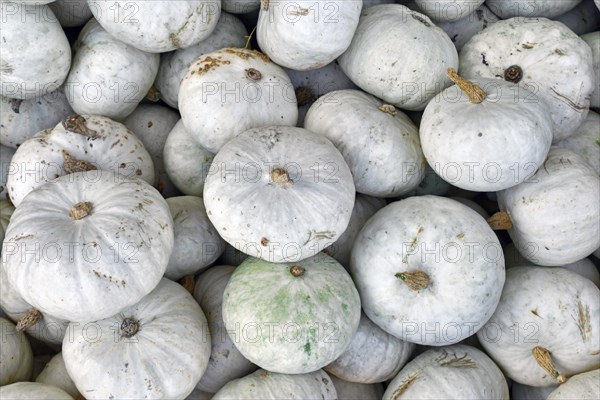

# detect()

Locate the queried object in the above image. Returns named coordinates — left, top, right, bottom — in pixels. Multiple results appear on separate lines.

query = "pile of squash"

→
left=1, top=0, right=599, bottom=399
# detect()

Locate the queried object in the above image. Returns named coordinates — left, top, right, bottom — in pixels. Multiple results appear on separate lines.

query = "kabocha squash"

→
left=436, top=4, right=499, bottom=51
left=0, top=317, right=33, bottom=386
left=87, top=0, right=221, bottom=53
left=547, top=369, right=600, bottom=400
left=35, top=353, right=81, bottom=399
left=221, top=254, right=361, bottom=374
left=63, top=278, right=211, bottom=399
left=203, top=126, right=355, bottom=263
left=555, top=111, right=600, bottom=175
left=257, top=0, right=362, bottom=71
left=338, top=4, right=458, bottom=111
left=477, top=267, right=600, bottom=387
left=0, top=2, right=71, bottom=100
left=383, top=344, right=509, bottom=399
left=6, top=114, right=155, bottom=207
left=419, top=70, right=553, bottom=192
left=581, top=32, right=599, bottom=109
left=0, top=382, right=73, bottom=400
left=212, top=369, right=337, bottom=399
left=165, top=196, right=226, bottom=280
left=329, top=375, right=384, bottom=400
left=2, top=170, right=174, bottom=322
left=493, top=147, right=600, bottom=266
left=325, top=312, right=415, bottom=383
left=178, top=48, right=298, bottom=153
left=304, top=89, right=426, bottom=197
left=193, top=265, right=258, bottom=393
left=486, top=0, right=582, bottom=18
left=459, top=17, right=595, bottom=142
left=413, top=0, right=485, bottom=22
left=350, top=195, right=505, bottom=345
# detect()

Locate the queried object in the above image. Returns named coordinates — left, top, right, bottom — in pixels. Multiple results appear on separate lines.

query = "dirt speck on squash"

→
left=391, top=374, right=417, bottom=399
left=576, top=300, right=591, bottom=343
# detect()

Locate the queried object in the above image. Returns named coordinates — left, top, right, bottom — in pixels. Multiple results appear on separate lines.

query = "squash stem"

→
left=271, top=168, right=292, bottom=185
left=16, top=308, right=42, bottom=331
left=487, top=211, right=513, bottom=230
left=69, top=201, right=93, bottom=220
left=290, top=266, right=305, bottom=277
left=531, top=346, right=567, bottom=383
left=395, top=271, right=429, bottom=291
left=447, top=68, right=486, bottom=104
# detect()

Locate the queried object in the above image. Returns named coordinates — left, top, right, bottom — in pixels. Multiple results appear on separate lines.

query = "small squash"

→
left=0, top=317, right=33, bottom=386
left=547, top=369, right=600, bottom=400
left=35, top=353, right=81, bottom=399
left=0, top=382, right=73, bottom=400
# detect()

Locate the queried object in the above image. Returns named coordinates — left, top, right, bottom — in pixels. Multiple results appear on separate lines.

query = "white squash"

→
left=350, top=195, right=505, bottom=345
left=420, top=73, right=553, bottom=192
left=0, top=89, right=74, bottom=149
left=155, top=12, right=248, bottom=109
left=35, top=353, right=81, bottom=399
left=6, top=114, right=155, bottom=207
left=1, top=145, right=15, bottom=200
left=555, top=1, right=600, bottom=36
left=0, top=317, right=33, bottom=386
left=305, top=89, right=426, bottom=197
left=0, top=199, right=14, bottom=245
left=0, top=2, right=71, bottom=100
left=581, top=32, right=599, bottom=109
left=413, top=0, right=485, bottom=22
left=486, top=0, right=582, bottom=18
left=213, top=369, right=337, bottom=399
left=124, top=104, right=180, bottom=197
left=223, top=0, right=260, bottom=14
left=49, top=0, right=93, bottom=27
left=459, top=17, right=595, bottom=142
left=63, top=278, right=211, bottom=399
left=449, top=197, right=489, bottom=219
left=383, top=344, right=509, bottom=399
left=436, top=4, right=499, bottom=51
left=204, top=126, right=355, bottom=263
left=329, top=375, right=384, bottom=400
left=323, top=194, right=386, bottom=269
left=64, top=18, right=160, bottom=120
left=193, top=265, right=258, bottom=393
left=166, top=196, right=226, bottom=280
left=257, top=0, right=362, bottom=71
left=222, top=254, right=361, bottom=374
left=88, top=0, right=221, bottom=53
left=512, top=382, right=557, bottom=400
left=477, top=267, right=600, bottom=387
left=163, top=120, right=215, bottom=197
left=325, top=312, right=415, bottom=383
left=555, top=110, right=600, bottom=175
left=179, top=48, right=298, bottom=153
left=495, top=147, right=600, bottom=266
left=0, top=382, right=73, bottom=400
left=547, top=369, right=600, bottom=399
left=2, top=170, right=174, bottom=322
left=338, top=4, right=459, bottom=111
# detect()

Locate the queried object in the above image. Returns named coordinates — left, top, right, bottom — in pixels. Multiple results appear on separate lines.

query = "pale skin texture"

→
left=0, top=145, right=15, bottom=200
left=221, top=255, right=361, bottom=374
left=383, top=345, right=509, bottom=399
left=547, top=369, right=600, bottom=400
left=0, top=382, right=73, bottom=400
left=350, top=195, right=505, bottom=345
left=62, top=279, right=211, bottom=400
left=35, top=353, right=80, bottom=398
left=0, top=318, right=33, bottom=386
left=0, top=200, right=14, bottom=245
left=477, top=267, right=600, bottom=387
left=555, top=111, right=600, bottom=176
left=436, top=4, right=499, bottom=51
left=486, top=0, right=582, bottom=18
left=2, top=171, right=174, bottom=322
left=50, top=0, right=93, bottom=27
left=581, top=32, right=599, bottom=108
left=414, top=0, right=485, bottom=22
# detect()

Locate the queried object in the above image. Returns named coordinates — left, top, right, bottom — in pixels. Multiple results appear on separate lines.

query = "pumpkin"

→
left=6, top=114, right=155, bottom=207
left=492, top=147, right=600, bottom=266
left=0, top=199, right=14, bottom=245
left=547, top=369, right=600, bottom=399
left=304, top=89, right=426, bottom=197
left=163, top=120, right=215, bottom=197
left=581, top=32, right=599, bottom=109
left=222, top=0, right=260, bottom=14
left=212, top=369, right=337, bottom=399
left=178, top=48, right=299, bottom=153
left=555, top=111, right=600, bottom=175
left=0, top=145, right=15, bottom=200
left=165, top=196, right=226, bottom=280
left=193, top=265, right=258, bottom=393
left=458, top=17, right=594, bottom=142
left=0, top=88, right=74, bottom=149
left=64, top=18, right=160, bottom=120
left=419, top=70, right=553, bottom=192
left=0, top=2, right=71, bottom=100
left=512, top=382, right=558, bottom=400
left=323, top=194, right=386, bottom=269
left=0, top=382, right=73, bottom=400
left=203, top=126, right=355, bottom=263
left=256, top=0, right=362, bottom=71
left=338, top=4, right=458, bottom=111
left=383, top=344, right=509, bottom=399
left=436, top=4, right=499, bottom=51
left=413, top=0, right=485, bottom=22
left=477, top=266, right=600, bottom=387
left=221, top=254, right=361, bottom=374
left=555, top=1, right=600, bottom=36
left=35, top=353, right=81, bottom=399
left=124, top=104, right=181, bottom=197
left=486, top=0, right=582, bottom=18
left=62, top=278, right=211, bottom=399
left=350, top=195, right=505, bottom=345
left=2, top=170, right=174, bottom=322
left=155, top=12, right=248, bottom=109
left=49, top=0, right=93, bottom=27
left=88, top=0, right=221, bottom=53
left=0, top=317, right=33, bottom=386
left=324, top=312, right=415, bottom=383
left=329, top=375, right=384, bottom=400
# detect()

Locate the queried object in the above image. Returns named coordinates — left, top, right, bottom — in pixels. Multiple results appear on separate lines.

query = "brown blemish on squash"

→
left=169, top=33, right=182, bottom=49
left=195, top=56, right=232, bottom=76
left=92, top=270, right=126, bottom=288
left=10, top=234, right=34, bottom=241
left=246, top=68, right=262, bottom=80
left=222, top=48, right=269, bottom=63
left=411, top=14, right=430, bottom=27
left=436, top=350, right=477, bottom=368
left=262, top=0, right=269, bottom=11
left=531, top=346, right=567, bottom=383
left=522, top=42, right=536, bottom=49
left=62, top=115, right=99, bottom=138
left=576, top=300, right=591, bottom=343
left=288, top=7, right=309, bottom=16
left=62, top=150, right=97, bottom=174
left=379, top=104, right=397, bottom=116
left=16, top=308, right=42, bottom=331
left=395, top=271, right=430, bottom=291
left=555, top=49, right=566, bottom=56
left=531, top=308, right=543, bottom=319
left=260, top=237, right=269, bottom=246
left=391, top=375, right=417, bottom=399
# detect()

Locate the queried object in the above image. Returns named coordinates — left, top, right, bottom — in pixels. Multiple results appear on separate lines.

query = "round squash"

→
left=2, top=170, right=174, bottom=322
left=0, top=382, right=73, bottom=400
left=555, top=111, right=600, bottom=175
left=547, top=369, right=600, bottom=400
left=0, top=317, right=33, bottom=386
left=477, top=266, right=600, bottom=387
left=203, top=126, right=355, bottom=263
left=221, top=254, right=361, bottom=374
left=486, top=0, right=582, bottom=18
left=35, top=353, right=81, bottom=399
left=62, top=278, right=211, bottom=399
left=350, top=195, right=505, bottom=345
